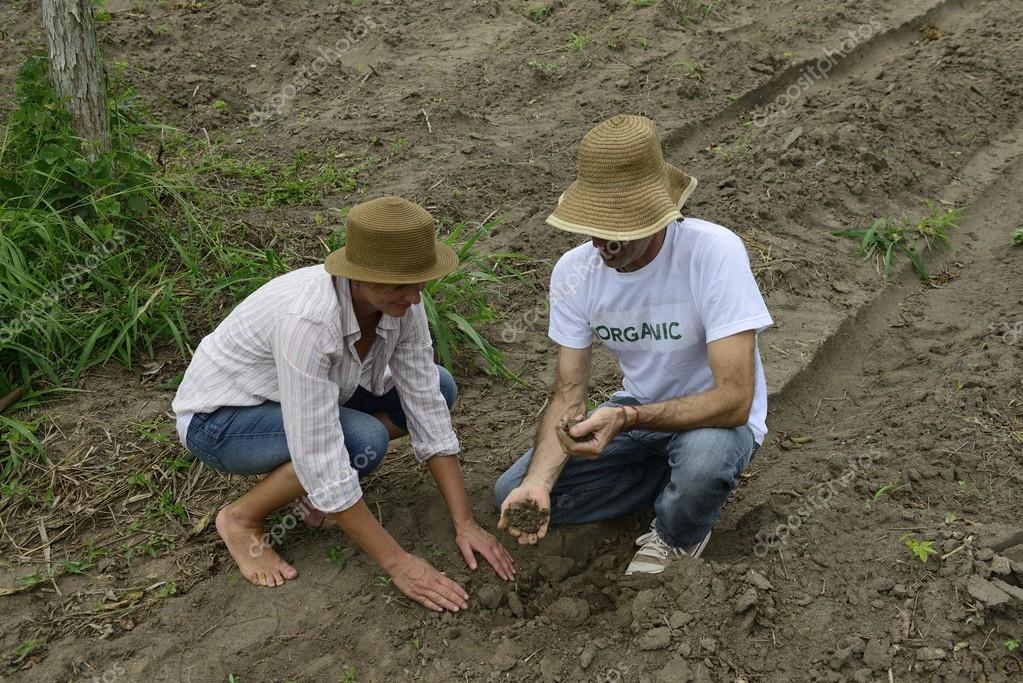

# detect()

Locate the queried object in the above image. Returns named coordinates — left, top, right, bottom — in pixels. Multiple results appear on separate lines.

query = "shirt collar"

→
left=334, top=277, right=402, bottom=337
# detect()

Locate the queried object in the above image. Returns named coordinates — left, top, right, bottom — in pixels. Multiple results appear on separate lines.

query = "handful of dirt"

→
left=503, top=499, right=550, bottom=535
left=562, top=416, right=589, bottom=443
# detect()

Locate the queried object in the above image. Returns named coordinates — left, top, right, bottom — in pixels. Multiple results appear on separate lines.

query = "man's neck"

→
left=617, top=228, right=666, bottom=273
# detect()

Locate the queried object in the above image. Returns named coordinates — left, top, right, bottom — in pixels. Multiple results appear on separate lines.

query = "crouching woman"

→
left=172, top=197, right=514, bottom=611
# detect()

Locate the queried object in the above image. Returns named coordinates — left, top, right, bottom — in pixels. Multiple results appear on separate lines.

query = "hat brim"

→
left=324, top=240, right=459, bottom=284
left=546, top=164, right=698, bottom=240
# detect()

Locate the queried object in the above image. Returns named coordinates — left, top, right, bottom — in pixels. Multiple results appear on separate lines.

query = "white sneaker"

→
left=625, top=530, right=711, bottom=575
left=635, top=519, right=658, bottom=546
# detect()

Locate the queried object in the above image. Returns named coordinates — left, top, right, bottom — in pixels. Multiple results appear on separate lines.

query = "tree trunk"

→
left=40, top=0, right=110, bottom=159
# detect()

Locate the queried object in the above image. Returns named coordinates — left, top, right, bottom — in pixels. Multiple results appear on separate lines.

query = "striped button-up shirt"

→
left=172, top=265, right=459, bottom=513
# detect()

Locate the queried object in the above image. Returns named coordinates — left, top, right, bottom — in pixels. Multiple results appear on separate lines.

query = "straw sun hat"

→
left=547, top=114, right=698, bottom=241
left=324, top=196, right=458, bottom=284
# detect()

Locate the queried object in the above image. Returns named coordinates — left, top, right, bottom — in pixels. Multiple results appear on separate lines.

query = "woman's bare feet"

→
left=215, top=506, right=298, bottom=587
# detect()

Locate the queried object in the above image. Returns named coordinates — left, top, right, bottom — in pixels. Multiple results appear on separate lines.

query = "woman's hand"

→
left=454, top=520, right=516, bottom=581
left=388, top=552, right=469, bottom=612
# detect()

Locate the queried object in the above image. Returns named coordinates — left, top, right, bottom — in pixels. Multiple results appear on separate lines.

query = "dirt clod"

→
left=545, top=597, right=589, bottom=627
left=561, top=416, right=589, bottom=442
left=503, top=499, right=550, bottom=534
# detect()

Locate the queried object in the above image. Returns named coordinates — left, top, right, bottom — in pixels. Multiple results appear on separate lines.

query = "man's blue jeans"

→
left=494, top=395, right=757, bottom=548
left=184, top=366, right=457, bottom=478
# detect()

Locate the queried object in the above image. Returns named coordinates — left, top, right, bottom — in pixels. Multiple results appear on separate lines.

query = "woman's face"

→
left=357, top=281, right=427, bottom=317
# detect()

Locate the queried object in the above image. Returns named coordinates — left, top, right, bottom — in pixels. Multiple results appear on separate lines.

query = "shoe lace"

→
left=642, top=533, right=684, bottom=559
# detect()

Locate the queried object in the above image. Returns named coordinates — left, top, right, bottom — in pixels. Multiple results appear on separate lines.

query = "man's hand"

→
left=388, top=552, right=469, bottom=613
left=556, top=406, right=629, bottom=458
left=497, top=481, right=552, bottom=545
left=454, top=521, right=516, bottom=581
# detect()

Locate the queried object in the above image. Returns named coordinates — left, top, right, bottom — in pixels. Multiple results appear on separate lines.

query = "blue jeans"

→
left=494, top=395, right=757, bottom=548
left=185, top=366, right=457, bottom=477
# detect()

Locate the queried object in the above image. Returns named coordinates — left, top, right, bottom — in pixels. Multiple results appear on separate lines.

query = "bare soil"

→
left=503, top=500, right=550, bottom=536
left=2, top=1, right=1022, bottom=682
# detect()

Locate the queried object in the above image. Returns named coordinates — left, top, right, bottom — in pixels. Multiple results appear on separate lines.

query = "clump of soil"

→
left=562, top=416, right=589, bottom=442
left=503, top=499, right=550, bottom=534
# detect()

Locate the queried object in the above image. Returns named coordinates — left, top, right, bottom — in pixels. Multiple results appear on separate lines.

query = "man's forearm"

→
left=328, top=498, right=406, bottom=571
left=633, top=386, right=750, bottom=433
left=523, top=394, right=584, bottom=490
left=427, top=455, right=473, bottom=529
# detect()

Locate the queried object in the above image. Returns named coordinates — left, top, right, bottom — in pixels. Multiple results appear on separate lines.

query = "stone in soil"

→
left=862, top=638, right=893, bottom=671
left=477, top=584, right=504, bottom=610
left=503, top=499, right=549, bottom=534
left=966, top=574, right=1011, bottom=607
left=544, top=597, right=590, bottom=627
left=638, top=626, right=672, bottom=651
left=538, top=556, right=575, bottom=583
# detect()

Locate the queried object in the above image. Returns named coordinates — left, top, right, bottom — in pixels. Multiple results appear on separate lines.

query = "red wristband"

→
left=622, top=405, right=640, bottom=429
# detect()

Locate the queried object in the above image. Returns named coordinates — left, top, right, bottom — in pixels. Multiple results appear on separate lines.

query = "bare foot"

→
left=215, top=506, right=298, bottom=587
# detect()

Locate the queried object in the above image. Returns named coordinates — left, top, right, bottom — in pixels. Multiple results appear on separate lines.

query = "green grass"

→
left=528, top=58, right=561, bottom=76
left=1012, top=227, right=1023, bottom=246
left=670, top=59, right=704, bottom=81
left=566, top=33, right=592, bottom=53
left=670, top=0, right=722, bottom=24
left=0, top=54, right=293, bottom=398
left=522, top=3, right=553, bottom=23
left=833, top=203, right=963, bottom=283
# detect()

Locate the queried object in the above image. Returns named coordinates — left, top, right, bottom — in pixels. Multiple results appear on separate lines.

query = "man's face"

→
left=361, top=282, right=426, bottom=317
left=591, top=235, right=654, bottom=270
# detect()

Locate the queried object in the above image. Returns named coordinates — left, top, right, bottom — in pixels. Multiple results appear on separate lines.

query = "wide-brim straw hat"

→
left=547, top=114, right=698, bottom=241
left=324, top=196, right=458, bottom=284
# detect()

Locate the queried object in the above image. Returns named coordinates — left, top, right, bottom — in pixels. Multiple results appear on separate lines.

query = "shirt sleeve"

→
left=697, top=233, right=774, bottom=343
left=272, top=315, right=362, bottom=514
left=547, top=252, right=594, bottom=349
left=389, top=305, right=460, bottom=462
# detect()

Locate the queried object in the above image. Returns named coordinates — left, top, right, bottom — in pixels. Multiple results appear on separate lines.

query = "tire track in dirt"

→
left=718, top=107, right=1023, bottom=550
left=661, top=0, right=978, bottom=158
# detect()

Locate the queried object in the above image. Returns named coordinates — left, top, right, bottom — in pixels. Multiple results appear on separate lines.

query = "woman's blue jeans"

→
left=184, top=366, right=457, bottom=478
left=494, top=395, right=757, bottom=548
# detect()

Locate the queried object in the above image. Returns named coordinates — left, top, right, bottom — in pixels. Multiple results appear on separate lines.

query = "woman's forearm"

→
left=328, top=498, right=406, bottom=571
left=427, top=455, right=474, bottom=529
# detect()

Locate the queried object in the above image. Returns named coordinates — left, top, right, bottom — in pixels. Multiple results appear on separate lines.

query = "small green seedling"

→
left=900, top=533, right=938, bottom=563
left=865, top=480, right=906, bottom=510
left=528, top=58, right=560, bottom=76
left=1005, top=639, right=1020, bottom=652
left=327, top=544, right=347, bottom=568
left=342, top=666, right=359, bottom=682
left=525, top=3, right=553, bottom=22
left=833, top=204, right=963, bottom=283
left=1012, top=228, right=1023, bottom=246
left=671, top=59, right=703, bottom=81
left=943, top=512, right=958, bottom=525
left=566, top=33, right=592, bottom=52
left=211, top=99, right=228, bottom=111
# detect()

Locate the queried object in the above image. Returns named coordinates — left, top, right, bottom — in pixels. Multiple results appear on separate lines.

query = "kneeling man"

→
left=495, top=115, right=773, bottom=575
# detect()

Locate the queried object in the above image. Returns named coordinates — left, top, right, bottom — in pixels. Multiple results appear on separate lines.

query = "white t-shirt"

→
left=548, top=218, right=774, bottom=444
